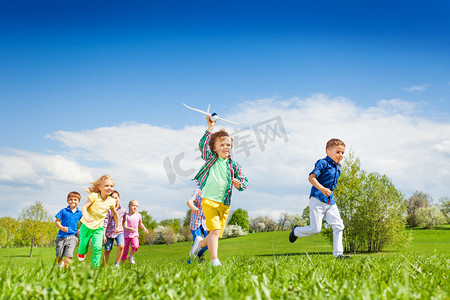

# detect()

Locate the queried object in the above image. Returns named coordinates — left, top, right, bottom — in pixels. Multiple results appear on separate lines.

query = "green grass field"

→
left=1, top=228, right=449, bottom=299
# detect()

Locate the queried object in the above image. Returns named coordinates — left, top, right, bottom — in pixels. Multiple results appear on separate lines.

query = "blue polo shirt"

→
left=309, top=156, right=341, bottom=205
left=55, top=206, right=83, bottom=238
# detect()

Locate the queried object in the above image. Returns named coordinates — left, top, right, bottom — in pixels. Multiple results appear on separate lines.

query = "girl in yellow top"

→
left=77, top=174, right=119, bottom=267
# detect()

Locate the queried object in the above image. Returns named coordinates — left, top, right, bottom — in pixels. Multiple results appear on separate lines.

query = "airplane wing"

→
left=182, top=103, right=211, bottom=116
left=218, top=116, right=239, bottom=125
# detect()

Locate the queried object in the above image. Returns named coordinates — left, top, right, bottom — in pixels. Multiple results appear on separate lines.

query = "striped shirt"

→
left=194, top=130, right=248, bottom=205
left=189, top=188, right=207, bottom=231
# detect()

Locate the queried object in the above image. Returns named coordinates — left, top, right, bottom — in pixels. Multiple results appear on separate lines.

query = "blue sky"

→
left=1, top=1, right=449, bottom=220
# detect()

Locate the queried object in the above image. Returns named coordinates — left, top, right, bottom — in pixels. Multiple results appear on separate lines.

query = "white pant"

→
left=294, top=197, right=344, bottom=257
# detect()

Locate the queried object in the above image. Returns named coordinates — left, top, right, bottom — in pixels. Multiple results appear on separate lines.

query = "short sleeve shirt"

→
left=55, top=206, right=83, bottom=238
left=309, top=156, right=341, bottom=205
left=80, top=193, right=116, bottom=229
left=201, top=158, right=230, bottom=203
left=124, top=213, right=142, bottom=239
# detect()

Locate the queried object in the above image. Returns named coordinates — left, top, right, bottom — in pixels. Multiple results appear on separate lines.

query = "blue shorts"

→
left=104, top=232, right=125, bottom=251
left=191, top=225, right=208, bottom=257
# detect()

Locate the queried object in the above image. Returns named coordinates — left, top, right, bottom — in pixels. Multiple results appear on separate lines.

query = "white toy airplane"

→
left=182, top=103, right=239, bottom=125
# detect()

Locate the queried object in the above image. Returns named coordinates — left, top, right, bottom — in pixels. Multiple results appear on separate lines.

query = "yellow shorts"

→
left=202, top=198, right=231, bottom=238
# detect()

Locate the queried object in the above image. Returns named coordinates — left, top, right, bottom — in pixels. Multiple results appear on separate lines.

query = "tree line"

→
left=1, top=154, right=449, bottom=255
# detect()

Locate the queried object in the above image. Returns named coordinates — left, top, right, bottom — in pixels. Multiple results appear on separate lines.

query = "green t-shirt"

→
left=201, top=158, right=230, bottom=203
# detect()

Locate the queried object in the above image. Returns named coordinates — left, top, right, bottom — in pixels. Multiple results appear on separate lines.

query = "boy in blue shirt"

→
left=289, top=138, right=350, bottom=259
left=54, top=191, right=83, bottom=268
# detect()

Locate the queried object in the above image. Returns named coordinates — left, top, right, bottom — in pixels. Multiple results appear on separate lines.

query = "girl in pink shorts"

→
left=121, top=200, right=148, bottom=265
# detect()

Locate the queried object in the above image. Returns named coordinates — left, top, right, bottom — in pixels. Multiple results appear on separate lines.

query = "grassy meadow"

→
left=1, top=227, right=449, bottom=299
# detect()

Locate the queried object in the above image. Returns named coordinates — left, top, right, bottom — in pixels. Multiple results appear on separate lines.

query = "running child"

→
left=189, top=116, right=248, bottom=266
left=78, top=174, right=120, bottom=267
left=121, top=200, right=148, bottom=265
left=289, top=139, right=350, bottom=258
left=54, top=191, right=83, bottom=268
left=103, top=190, right=127, bottom=267
left=187, top=186, right=208, bottom=263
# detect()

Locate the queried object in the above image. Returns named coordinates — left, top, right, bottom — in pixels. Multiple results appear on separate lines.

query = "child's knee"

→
left=312, top=228, right=322, bottom=234
left=210, top=229, right=221, bottom=237
left=332, top=223, right=344, bottom=232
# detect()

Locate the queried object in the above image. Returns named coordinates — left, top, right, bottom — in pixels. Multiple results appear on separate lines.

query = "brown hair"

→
left=67, top=191, right=81, bottom=201
left=85, top=174, right=114, bottom=194
left=111, top=190, right=120, bottom=197
left=208, top=129, right=233, bottom=153
left=326, top=138, right=345, bottom=150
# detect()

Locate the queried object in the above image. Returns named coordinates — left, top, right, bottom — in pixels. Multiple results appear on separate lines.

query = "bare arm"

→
left=187, top=189, right=201, bottom=212
left=206, top=115, right=215, bottom=132
left=81, top=199, right=94, bottom=223
left=122, top=220, right=135, bottom=233
left=139, top=220, right=149, bottom=235
left=55, top=218, right=68, bottom=232
left=308, top=174, right=332, bottom=197
left=187, top=198, right=200, bottom=212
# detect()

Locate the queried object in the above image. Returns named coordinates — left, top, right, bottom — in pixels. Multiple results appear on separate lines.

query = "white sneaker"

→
left=128, top=255, right=136, bottom=265
left=189, top=236, right=203, bottom=259
left=59, top=262, right=65, bottom=268
left=210, top=258, right=222, bottom=267
left=114, top=262, right=120, bottom=268
left=77, top=253, right=86, bottom=262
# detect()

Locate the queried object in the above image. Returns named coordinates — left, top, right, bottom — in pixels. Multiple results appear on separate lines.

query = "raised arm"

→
left=199, top=116, right=215, bottom=161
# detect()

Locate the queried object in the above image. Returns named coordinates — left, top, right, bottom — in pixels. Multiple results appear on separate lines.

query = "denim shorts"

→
left=105, top=232, right=125, bottom=251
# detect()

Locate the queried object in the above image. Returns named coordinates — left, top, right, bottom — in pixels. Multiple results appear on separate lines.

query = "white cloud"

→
left=402, top=84, right=430, bottom=93
left=432, top=140, right=450, bottom=154
left=1, top=95, right=450, bottom=221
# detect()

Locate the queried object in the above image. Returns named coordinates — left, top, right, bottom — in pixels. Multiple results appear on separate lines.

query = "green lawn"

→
left=0, top=229, right=449, bottom=299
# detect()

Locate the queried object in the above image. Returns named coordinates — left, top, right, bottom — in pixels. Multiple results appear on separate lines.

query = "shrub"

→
left=415, top=206, right=447, bottom=228
left=223, top=224, right=248, bottom=238
left=228, top=209, right=249, bottom=232
left=163, top=226, right=177, bottom=245
left=249, top=216, right=278, bottom=233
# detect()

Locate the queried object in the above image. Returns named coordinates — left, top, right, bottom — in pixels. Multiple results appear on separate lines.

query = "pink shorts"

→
left=121, top=236, right=139, bottom=260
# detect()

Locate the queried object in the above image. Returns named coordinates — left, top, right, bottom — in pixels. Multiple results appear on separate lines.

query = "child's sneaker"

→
left=335, top=254, right=351, bottom=259
left=77, top=253, right=86, bottom=261
left=289, top=225, right=299, bottom=243
left=189, top=236, right=203, bottom=259
left=128, top=255, right=136, bottom=264
left=210, top=258, right=222, bottom=267
left=114, top=262, right=120, bottom=268
left=59, top=262, right=65, bottom=268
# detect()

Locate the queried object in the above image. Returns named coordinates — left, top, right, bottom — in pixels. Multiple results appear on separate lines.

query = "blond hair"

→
left=128, top=200, right=139, bottom=207
left=84, top=174, right=114, bottom=194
